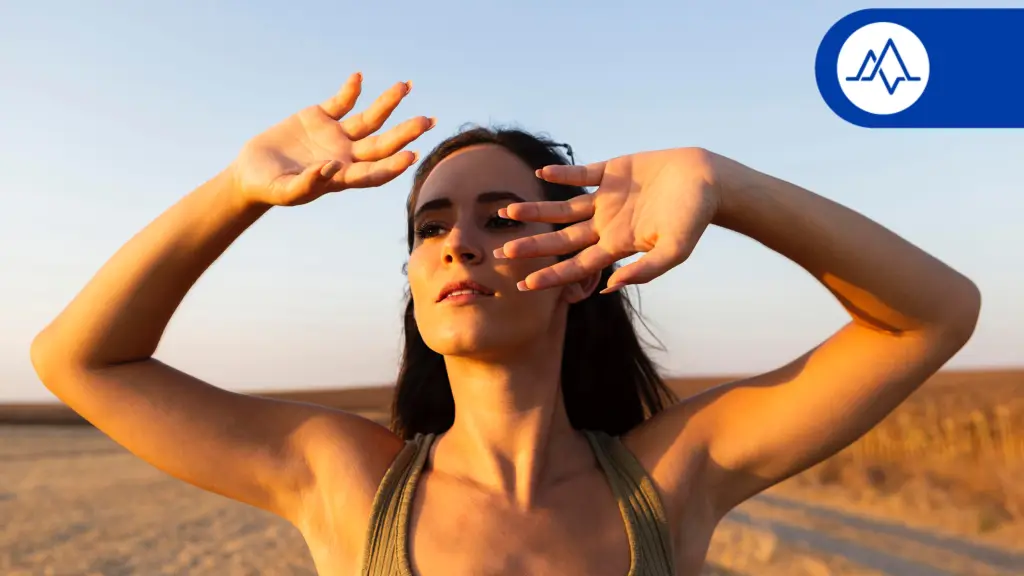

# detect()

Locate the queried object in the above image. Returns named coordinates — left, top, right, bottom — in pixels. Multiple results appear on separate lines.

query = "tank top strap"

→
left=359, top=432, right=435, bottom=576
left=583, top=429, right=676, bottom=576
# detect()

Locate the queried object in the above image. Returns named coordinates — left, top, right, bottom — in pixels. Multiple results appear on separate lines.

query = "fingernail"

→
left=427, top=117, right=437, bottom=129
left=353, top=72, right=362, bottom=82
left=517, top=281, right=530, bottom=291
left=497, top=208, right=508, bottom=218
left=404, top=80, right=413, bottom=93
left=411, top=151, right=420, bottom=163
left=493, top=247, right=507, bottom=259
left=599, top=283, right=625, bottom=295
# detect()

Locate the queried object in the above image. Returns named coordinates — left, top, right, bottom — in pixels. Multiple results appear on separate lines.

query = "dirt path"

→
left=729, top=494, right=1024, bottom=576
left=2, top=426, right=1022, bottom=575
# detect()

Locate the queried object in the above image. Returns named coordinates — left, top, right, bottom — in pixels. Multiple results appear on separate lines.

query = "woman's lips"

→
left=440, top=291, right=492, bottom=305
left=437, top=280, right=495, bottom=303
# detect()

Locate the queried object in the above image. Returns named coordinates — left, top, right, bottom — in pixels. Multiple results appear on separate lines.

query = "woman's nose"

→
left=442, top=226, right=484, bottom=265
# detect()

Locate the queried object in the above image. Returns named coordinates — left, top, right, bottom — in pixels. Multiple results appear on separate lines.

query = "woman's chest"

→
left=304, top=519, right=717, bottom=576
left=303, top=439, right=722, bottom=575
left=406, top=472, right=634, bottom=576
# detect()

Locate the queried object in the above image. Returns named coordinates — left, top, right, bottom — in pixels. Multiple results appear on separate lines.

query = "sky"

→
left=1, top=0, right=1021, bottom=402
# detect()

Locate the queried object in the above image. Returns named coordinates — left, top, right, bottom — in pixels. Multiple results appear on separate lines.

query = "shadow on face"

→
left=406, top=144, right=571, bottom=359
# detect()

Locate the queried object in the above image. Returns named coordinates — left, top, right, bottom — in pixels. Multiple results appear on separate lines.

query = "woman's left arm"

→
left=501, top=147, right=980, bottom=516
left=643, top=151, right=980, bottom=515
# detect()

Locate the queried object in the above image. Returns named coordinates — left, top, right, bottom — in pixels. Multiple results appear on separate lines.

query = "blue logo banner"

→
left=816, top=8, right=1024, bottom=128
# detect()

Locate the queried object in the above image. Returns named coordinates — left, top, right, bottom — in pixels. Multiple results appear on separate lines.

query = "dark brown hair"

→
left=390, top=126, right=677, bottom=439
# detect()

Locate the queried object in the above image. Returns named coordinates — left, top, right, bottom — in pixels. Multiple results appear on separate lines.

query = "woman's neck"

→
left=436, top=339, right=591, bottom=509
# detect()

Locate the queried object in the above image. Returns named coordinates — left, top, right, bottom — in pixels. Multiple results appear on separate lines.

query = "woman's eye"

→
left=487, top=214, right=523, bottom=230
left=414, top=222, right=446, bottom=239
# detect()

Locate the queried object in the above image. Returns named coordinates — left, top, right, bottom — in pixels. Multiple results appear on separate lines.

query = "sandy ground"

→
left=2, top=426, right=1022, bottom=576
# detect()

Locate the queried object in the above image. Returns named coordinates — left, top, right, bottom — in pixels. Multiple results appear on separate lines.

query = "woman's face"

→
left=407, top=144, right=579, bottom=358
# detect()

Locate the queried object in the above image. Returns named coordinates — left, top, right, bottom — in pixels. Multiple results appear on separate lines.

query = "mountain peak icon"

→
left=845, top=38, right=921, bottom=95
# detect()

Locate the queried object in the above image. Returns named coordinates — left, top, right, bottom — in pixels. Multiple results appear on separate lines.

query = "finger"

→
left=535, top=162, right=606, bottom=187
left=520, top=243, right=621, bottom=291
left=500, top=194, right=594, bottom=224
left=319, top=72, right=363, bottom=120
left=329, top=151, right=419, bottom=189
left=496, top=221, right=597, bottom=260
left=341, top=80, right=412, bottom=141
left=351, top=116, right=436, bottom=162
left=604, top=242, right=686, bottom=291
left=276, top=160, right=341, bottom=200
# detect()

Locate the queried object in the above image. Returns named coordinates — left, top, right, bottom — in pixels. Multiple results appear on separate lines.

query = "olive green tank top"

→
left=358, top=430, right=675, bottom=575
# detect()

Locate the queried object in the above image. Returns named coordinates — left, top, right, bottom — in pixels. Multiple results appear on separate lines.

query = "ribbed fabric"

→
left=358, top=433, right=433, bottom=576
left=583, top=430, right=676, bottom=576
left=359, top=430, right=675, bottom=575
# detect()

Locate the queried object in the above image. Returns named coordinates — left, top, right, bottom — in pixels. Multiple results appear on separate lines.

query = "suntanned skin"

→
left=31, top=74, right=980, bottom=575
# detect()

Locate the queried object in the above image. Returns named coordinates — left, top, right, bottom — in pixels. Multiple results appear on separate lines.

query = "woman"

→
left=31, top=74, right=980, bottom=575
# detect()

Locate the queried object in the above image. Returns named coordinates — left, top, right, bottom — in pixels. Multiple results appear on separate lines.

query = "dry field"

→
left=777, top=370, right=1024, bottom=549
left=2, top=369, right=1023, bottom=575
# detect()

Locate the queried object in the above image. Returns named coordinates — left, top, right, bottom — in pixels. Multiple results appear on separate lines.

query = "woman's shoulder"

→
left=291, top=415, right=409, bottom=568
left=296, top=413, right=406, bottom=513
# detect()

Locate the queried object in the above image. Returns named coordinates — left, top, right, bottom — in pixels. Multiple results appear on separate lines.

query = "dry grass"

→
left=842, top=370, right=1024, bottom=467
left=776, top=369, right=1024, bottom=547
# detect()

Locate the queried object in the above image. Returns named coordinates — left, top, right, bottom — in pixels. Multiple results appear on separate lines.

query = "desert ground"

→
left=2, top=369, right=1023, bottom=575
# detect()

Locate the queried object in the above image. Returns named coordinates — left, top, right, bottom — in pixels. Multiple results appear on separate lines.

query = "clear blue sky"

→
left=2, top=1, right=1021, bottom=402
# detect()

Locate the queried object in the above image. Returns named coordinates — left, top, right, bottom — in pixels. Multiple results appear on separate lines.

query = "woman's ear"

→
left=562, top=271, right=602, bottom=304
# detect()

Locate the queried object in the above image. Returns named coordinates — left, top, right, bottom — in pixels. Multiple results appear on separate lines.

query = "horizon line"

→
left=2, top=366, right=1021, bottom=408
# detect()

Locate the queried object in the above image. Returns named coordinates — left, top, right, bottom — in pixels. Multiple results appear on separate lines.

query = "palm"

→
left=232, top=74, right=434, bottom=207
left=501, top=148, right=719, bottom=292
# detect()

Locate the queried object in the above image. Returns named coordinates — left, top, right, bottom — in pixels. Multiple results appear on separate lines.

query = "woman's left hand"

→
left=497, top=148, right=723, bottom=293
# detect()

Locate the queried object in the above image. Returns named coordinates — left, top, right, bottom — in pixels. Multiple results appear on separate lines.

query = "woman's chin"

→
left=422, top=324, right=523, bottom=358
left=417, top=308, right=560, bottom=358
left=424, top=332, right=499, bottom=357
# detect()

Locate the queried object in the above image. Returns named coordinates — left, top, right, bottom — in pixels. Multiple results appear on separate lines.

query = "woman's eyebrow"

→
left=413, top=197, right=451, bottom=219
left=413, top=191, right=526, bottom=219
left=476, top=190, right=526, bottom=205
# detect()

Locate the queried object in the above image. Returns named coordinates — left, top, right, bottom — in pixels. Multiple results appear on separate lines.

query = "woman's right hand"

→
left=231, top=72, right=435, bottom=207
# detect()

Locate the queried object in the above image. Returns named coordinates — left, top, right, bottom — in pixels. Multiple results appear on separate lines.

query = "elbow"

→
left=30, top=328, right=64, bottom=389
left=29, top=327, right=85, bottom=391
left=31, top=326, right=153, bottom=387
left=937, top=274, right=981, bottom=346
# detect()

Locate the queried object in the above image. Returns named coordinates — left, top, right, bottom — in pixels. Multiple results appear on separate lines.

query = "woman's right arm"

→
left=29, top=73, right=433, bottom=525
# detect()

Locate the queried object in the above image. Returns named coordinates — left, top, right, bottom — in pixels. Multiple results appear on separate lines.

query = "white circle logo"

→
left=836, top=22, right=929, bottom=115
